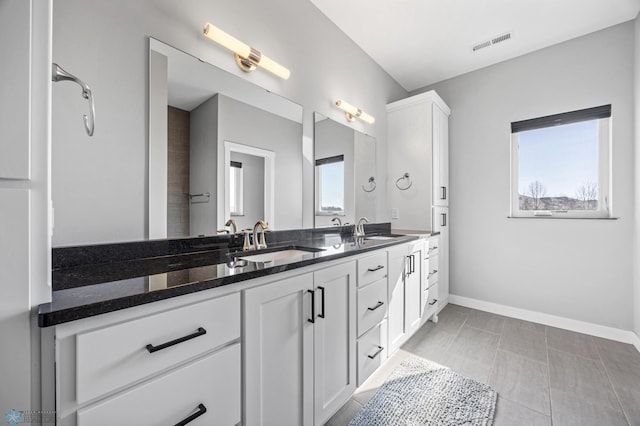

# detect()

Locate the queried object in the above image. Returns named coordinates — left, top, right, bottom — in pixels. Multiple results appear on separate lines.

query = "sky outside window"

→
left=518, top=120, right=598, bottom=198
left=320, top=161, right=344, bottom=211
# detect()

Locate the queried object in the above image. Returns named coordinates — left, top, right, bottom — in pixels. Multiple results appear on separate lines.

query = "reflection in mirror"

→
left=149, top=38, right=303, bottom=239
left=314, top=113, right=377, bottom=228
left=224, top=141, right=274, bottom=232
left=316, top=155, right=345, bottom=215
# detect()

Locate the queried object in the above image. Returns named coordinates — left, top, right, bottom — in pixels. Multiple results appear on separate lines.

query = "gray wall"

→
left=189, top=95, right=219, bottom=236
left=51, top=0, right=406, bottom=246
left=354, top=132, right=377, bottom=221
left=217, top=94, right=302, bottom=230
left=413, top=22, right=635, bottom=330
left=634, top=14, right=640, bottom=337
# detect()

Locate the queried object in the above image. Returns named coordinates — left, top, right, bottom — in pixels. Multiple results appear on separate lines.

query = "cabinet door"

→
left=313, top=262, right=356, bottom=426
left=432, top=103, right=449, bottom=207
left=387, top=246, right=408, bottom=353
left=432, top=207, right=449, bottom=308
left=0, top=0, right=30, bottom=179
left=404, top=247, right=423, bottom=337
left=244, top=273, right=314, bottom=426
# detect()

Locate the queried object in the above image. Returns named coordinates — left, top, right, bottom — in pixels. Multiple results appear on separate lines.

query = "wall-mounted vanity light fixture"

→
left=335, top=99, right=375, bottom=124
left=203, top=22, right=290, bottom=80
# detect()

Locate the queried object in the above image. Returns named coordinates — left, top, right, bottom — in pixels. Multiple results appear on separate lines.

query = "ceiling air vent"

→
left=472, top=40, right=492, bottom=52
left=472, top=32, right=512, bottom=52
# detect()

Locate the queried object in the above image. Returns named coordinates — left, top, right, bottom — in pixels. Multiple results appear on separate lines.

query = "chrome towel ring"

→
left=395, top=172, right=412, bottom=190
left=362, top=176, right=377, bottom=193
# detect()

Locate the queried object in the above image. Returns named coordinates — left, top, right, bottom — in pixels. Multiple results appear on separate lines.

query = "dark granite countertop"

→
left=38, top=223, right=419, bottom=327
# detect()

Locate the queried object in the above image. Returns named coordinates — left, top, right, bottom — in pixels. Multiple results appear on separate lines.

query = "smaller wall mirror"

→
left=314, top=112, right=377, bottom=227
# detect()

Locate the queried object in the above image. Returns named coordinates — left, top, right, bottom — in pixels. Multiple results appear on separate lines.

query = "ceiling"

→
left=309, top=0, right=640, bottom=91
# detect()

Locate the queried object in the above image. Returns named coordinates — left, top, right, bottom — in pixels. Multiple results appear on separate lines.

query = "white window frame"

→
left=510, top=106, right=612, bottom=219
left=229, top=161, right=243, bottom=216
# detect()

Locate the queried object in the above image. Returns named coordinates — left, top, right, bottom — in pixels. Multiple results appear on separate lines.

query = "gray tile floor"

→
left=325, top=304, right=640, bottom=426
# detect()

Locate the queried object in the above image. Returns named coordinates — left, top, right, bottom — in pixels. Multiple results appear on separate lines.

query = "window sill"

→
left=507, top=216, right=619, bottom=220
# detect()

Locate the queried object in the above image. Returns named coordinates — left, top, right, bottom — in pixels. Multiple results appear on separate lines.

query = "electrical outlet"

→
left=391, top=208, right=399, bottom=219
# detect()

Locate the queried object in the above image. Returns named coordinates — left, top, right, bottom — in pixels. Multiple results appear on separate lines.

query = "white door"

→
left=313, top=262, right=356, bottom=426
left=432, top=103, right=449, bottom=207
left=244, top=273, right=314, bottom=426
left=387, top=245, right=408, bottom=353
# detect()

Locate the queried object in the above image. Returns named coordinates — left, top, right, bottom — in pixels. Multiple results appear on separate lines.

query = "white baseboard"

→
left=449, top=294, right=640, bottom=352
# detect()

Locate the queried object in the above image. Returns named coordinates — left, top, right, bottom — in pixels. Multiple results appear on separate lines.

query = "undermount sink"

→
left=240, top=248, right=319, bottom=263
left=364, top=234, right=405, bottom=241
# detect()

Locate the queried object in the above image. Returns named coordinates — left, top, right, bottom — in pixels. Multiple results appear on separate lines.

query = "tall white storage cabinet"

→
left=387, top=90, right=450, bottom=308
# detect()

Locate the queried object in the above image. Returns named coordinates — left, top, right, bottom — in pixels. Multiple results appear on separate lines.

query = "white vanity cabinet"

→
left=244, top=261, right=356, bottom=426
left=356, top=252, right=389, bottom=386
left=423, top=234, right=441, bottom=321
left=50, top=291, right=242, bottom=426
left=433, top=207, right=450, bottom=309
left=387, top=90, right=451, bottom=230
left=46, top=240, right=437, bottom=426
left=387, top=89, right=450, bottom=317
left=387, top=240, right=426, bottom=354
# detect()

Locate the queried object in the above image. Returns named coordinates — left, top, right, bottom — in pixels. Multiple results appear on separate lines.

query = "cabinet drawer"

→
left=357, top=252, right=387, bottom=287
left=357, top=320, right=387, bottom=387
left=77, top=344, right=241, bottom=426
left=426, top=254, right=439, bottom=288
left=426, top=237, right=440, bottom=258
left=76, top=292, right=240, bottom=404
left=357, top=278, right=387, bottom=337
left=424, top=283, right=439, bottom=314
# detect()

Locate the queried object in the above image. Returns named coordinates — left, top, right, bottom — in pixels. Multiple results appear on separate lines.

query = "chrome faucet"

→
left=331, top=217, right=342, bottom=226
left=225, top=219, right=237, bottom=234
left=354, top=217, right=369, bottom=237
left=252, top=220, right=269, bottom=250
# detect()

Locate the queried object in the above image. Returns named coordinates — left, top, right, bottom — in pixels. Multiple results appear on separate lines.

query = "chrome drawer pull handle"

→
left=367, top=265, right=384, bottom=272
left=429, top=298, right=438, bottom=306
left=368, top=345, right=384, bottom=359
left=146, top=327, right=207, bottom=353
left=367, top=301, right=384, bottom=311
left=174, top=403, right=207, bottom=426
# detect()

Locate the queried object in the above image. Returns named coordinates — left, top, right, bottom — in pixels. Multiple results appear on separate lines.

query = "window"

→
left=229, top=161, right=243, bottom=216
left=510, top=105, right=611, bottom=218
left=315, top=155, right=345, bottom=215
